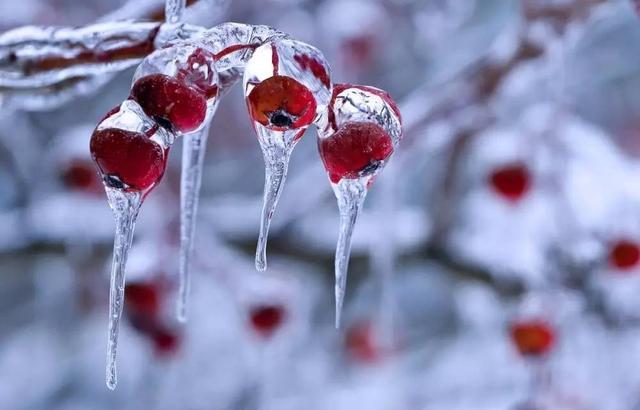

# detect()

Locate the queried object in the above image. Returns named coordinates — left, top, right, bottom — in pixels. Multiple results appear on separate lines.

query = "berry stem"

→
left=178, top=106, right=217, bottom=322
left=255, top=135, right=291, bottom=272
left=105, top=188, right=142, bottom=390
left=333, top=178, right=367, bottom=328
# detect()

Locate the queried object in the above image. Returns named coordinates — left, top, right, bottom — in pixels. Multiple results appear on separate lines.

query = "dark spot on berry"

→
left=247, top=75, right=316, bottom=130
left=269, top=110, right=293, bottom=128
left=153, top=115, right=174, bottom=132
left=359, top=160, right=383, bottom=177
left=104, top=174, right=126, bottom=190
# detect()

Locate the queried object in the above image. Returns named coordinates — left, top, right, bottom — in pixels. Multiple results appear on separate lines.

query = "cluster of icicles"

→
left=89, top=21, right=402, bottom=389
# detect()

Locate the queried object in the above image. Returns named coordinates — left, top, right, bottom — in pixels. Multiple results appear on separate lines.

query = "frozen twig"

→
left=0, top=22, right=203, bottom=89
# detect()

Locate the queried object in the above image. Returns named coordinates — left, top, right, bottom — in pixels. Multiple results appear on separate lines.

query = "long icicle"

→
left=178, top=117, right=215, bottom=322
left=373, top=171, right=396, bottom=349
left=105, top=188, right=142, bottom=390
left=255, top=139, right=290, bottom=272
left=164, top=0, right=186, bottom=24
left=333, top=178, right=367, bottom=328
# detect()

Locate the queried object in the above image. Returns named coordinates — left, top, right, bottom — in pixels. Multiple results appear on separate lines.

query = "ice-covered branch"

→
left=0, top=22, right=202, bottom=89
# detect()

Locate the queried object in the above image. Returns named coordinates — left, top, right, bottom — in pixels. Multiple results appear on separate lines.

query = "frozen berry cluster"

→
left=90, top=44, right=219, bottom=194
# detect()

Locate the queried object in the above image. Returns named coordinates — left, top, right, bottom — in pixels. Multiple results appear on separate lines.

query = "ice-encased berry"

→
left=318, top=121, right=393, bottom=183
left=90, top=128, right=166, bottom=192
left=130, top=74, right=207, bottom=133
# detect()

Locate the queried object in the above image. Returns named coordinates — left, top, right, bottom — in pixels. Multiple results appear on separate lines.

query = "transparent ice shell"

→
left=317, top=84, right=402, bottom=327
left=243, top=38, right=332, bottom=272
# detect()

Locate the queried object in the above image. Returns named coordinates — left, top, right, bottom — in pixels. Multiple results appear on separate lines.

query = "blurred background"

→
left=3, top=0, right=640, bottom=408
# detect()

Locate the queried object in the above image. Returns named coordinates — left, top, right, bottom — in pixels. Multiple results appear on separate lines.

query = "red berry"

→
left=341, top=35, right=375, bottom=67
left=489, top=163, right=531, bottom=202
left=510, top=319, right=555, bottom=357
left=609, top=239, right=640, bottom=271
left=152, top=325, right=181, bottom=357
left=249, top=304, right=286, bottom=338
left=176, top=48, right=219, bottom=99
left=125, top=282, right=161, bottom=318
left=60, top=159, right=102, bottom=193
left=247, top=75, right=317, bottom=130
left=130, top=74, right=207, bottom=133
left=319, top=121, right=393, bottom=183
left=345, top=321, right=382, bottom=364
left=90, top=128, right=166, bottom=192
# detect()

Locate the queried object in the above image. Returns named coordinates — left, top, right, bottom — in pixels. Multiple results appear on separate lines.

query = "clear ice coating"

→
left=0, top=22, right=204, bottom=111
left=0, top=22, right=203, bottom=88
left=243, top=38, right=332, bottom=271
left=132, top=43, right=221, bottom=320
left=316, top=85, right=402, bottom=327
left=194, top=23, right=288, bottom=93
left=94, top=99, right=172, bottom=389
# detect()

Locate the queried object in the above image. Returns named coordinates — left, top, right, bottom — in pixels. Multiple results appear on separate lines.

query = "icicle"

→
left=255, top=132, right=291, bottom=271
left=333, top=177, right=367, bottom=328
left=105, top=187, right=142, bottom=390
left=372, top=171, right=396, bottom=347
left=243, top=39, right=332, bottom=271
left=316, top=84, right=402, bottom=328
left=177, top=109, right=216, bottom=322
left=165, top=0, right=186, bottom=24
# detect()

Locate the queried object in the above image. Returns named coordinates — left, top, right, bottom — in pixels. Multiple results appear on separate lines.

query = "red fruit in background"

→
left=489, top=163, right=531, bottom=202
left=176, top=48, right=219, bottom=99
left=90, top=128, right=166, bottom=192
left=60, top=159, right=102, bottom=194
left=609, top=239, right=640, bottom=271
left=345, top=321, right=382, bottom=364
left=510, top=319, right=555, bottom=357
left=125, top=282, right=161, bottom=318
left=152, top=325, right=182, bottom=357
left=247, top=75, right=317, bottom=130
left=319, top=121, right=393, bottom=183
left=130, top=74, right=207, bottom=133
left=249, top=304, right=286, bottom=338
left=341, top=35, right=375, bottom=67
